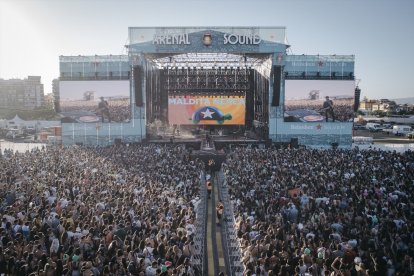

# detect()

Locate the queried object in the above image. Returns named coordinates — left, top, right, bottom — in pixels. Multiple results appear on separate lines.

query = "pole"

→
left=140, top=107, right=142, bottom=142
left=72, top=123, right=75, bottom=142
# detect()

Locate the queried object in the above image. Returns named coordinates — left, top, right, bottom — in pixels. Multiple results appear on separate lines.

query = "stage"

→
left=145, top=129, right=269, bottom=151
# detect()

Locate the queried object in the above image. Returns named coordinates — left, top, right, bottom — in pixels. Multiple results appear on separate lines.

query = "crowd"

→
left=2, top=141, right=413, bottom=276
left=285, top=99, right=354, bottom=122
left=61, top=99, right=131, bottom=123
left=0, top=144, right=203, bottom=275
left=223, top=147, right=414, bottom=275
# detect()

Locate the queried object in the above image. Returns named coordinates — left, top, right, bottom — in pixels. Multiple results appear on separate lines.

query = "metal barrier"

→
left=216, top=170, right=244, bottom=276
left=192, top=171, right=208, bottom=275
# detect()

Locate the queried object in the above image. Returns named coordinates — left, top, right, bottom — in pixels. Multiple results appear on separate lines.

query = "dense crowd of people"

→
left=285, top=99, right=354, bottom=122
left=61, top=99, right=131, bottom=123
left=223, top=147, right=414, bottom=275
left=0, top=144, right=203, bottom=275
left=1, top=142, right=413, bottom=275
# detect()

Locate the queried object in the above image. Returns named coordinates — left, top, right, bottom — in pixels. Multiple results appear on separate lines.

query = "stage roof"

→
left=147, top=52, right=271, bottom=68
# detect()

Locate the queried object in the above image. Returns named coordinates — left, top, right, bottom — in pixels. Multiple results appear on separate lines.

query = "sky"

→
left=0, top=0, right=413, bottom=100
left=285, top=80, right=354, bottom=100
left=60, top=80, right=129, bottom=101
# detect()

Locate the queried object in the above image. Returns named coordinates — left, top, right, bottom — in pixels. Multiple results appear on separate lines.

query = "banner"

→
left=168, top=95, right=245, bottom=125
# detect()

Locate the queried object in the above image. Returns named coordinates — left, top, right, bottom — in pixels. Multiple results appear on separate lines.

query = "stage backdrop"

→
left=284, top=80, right=354, bottom=123
left=168, top=95, right=245, bottom=125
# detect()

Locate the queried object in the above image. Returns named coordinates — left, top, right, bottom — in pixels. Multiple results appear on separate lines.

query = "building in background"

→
left=0, top=76, right=44, bottom=110
left=52, top=78, right=60, bottom=112
left=360, top=98, right=397, bottom=113
left=44, top=93, right=55, bottom=109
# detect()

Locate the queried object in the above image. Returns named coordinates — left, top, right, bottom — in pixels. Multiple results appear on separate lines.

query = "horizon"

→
left=1, top=0, right=413, bottom=99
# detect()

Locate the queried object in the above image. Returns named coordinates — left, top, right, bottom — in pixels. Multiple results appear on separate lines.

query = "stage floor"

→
left=146, top=133, right=267, bottom=152
left=147, top=133, right=260, bottom=143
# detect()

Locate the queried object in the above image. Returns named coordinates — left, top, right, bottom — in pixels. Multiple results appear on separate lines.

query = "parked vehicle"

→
left=407, top=131, right=414, bottom=139
left=365, top=123, right=383, bottom=132
left=392, top=125, right=412, bottom=136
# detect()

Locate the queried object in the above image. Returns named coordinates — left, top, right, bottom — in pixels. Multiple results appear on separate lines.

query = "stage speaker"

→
left=290, top=138, right=299, bottom=148
left=354, top=86, right=361, bottom=112
left=114, top=138, right=122, bottom=145
left=133, top=66, right=143, bottom=106
left=271, top=66, right=281, bottom=106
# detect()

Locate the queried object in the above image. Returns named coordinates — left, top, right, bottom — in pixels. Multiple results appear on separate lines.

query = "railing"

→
left=216, top=170, right=244, bottom=276
left=285, top=75, right=354, bottom=80
left=59, top=76, right=130, bottom=81
left=192, top=171, right=208, bottom=275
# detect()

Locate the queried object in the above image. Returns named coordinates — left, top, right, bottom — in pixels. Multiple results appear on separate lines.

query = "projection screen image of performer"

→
left=323, top=96, right=335, bottom=122
left=97, top=97, right=111, bottom=123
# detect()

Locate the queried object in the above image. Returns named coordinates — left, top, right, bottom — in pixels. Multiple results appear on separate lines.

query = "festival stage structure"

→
left=59, top=27, right=356, bottom=148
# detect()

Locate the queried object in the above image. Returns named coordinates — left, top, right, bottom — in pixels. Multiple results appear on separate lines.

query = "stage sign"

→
left=59, top=81, right=130, bottom=123
left=168, top=95, right=245, bottom=125
left=284, top=80, right=354, bottom=123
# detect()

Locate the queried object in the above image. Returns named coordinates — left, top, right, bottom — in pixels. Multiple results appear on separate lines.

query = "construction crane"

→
left=308, top=90, right=320, bottom=100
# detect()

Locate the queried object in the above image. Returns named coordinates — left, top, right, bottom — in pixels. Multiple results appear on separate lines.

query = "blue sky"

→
left=0, top=0, right=413, bottom=100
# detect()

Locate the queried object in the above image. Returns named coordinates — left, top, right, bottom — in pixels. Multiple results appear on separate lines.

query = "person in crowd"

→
left=207, top=181, right=213, bottom=199
left=216, top=202, right=224, bottom=225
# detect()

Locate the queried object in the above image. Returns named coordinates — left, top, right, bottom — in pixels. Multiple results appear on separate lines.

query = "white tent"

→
left=7, top=115, right=26, bottom=129
left=3, top=115, right=60, bottom=130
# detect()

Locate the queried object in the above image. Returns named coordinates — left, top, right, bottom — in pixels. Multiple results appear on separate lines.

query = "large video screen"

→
left=60, top=81, right=130, bottom=123
left=168, top=95, right=245, bottom=125
left=284, top=80, right=354, bottom=122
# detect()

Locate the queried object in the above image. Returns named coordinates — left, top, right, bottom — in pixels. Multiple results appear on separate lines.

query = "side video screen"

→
left=60, top=80, right=130, bottom=123
left=284, top=80, right=354, bottom=122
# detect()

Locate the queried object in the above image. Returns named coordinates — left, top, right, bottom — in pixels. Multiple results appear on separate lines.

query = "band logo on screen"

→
left=284, top=80, right=354, bottom=123
left=168, top=96, right=245, bottom=125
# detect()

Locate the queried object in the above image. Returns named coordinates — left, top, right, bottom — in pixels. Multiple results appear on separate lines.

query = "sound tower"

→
left=133, top=66, right=143, bottom=106
left=272, top=66, right=282, bottom=106
left=354, top=86, right=361, bottom=112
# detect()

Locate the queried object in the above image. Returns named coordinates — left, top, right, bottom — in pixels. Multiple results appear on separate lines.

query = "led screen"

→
left=168, top=95, right=245, bottom=125
left=284, top=80, right=354, bottom=123
left=59, top=81, right=130, bottom=123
